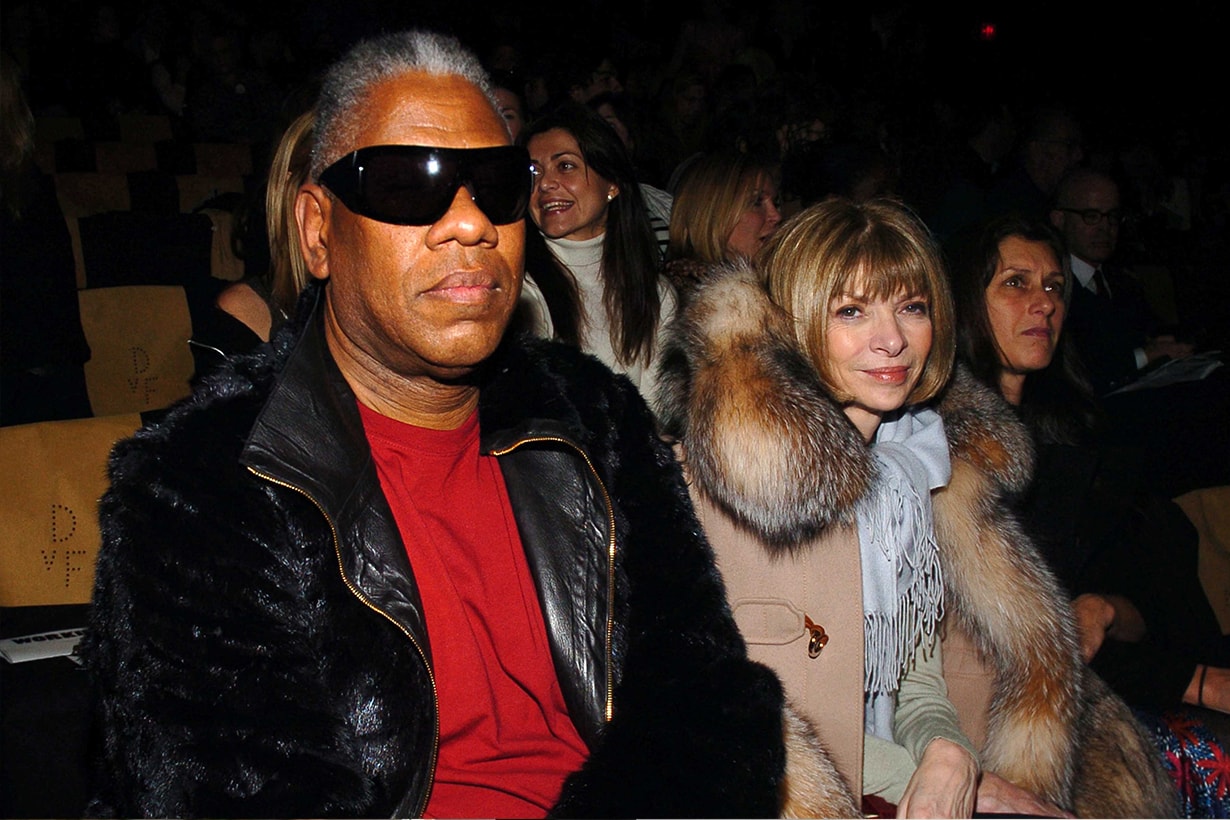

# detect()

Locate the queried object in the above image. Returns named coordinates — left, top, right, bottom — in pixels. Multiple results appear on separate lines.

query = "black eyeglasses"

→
left=1055, top=207, right=1123, bottom=226
left=318, top=145, right=531, bottom=226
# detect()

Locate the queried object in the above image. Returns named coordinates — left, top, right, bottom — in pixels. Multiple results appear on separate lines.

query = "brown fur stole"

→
left=657, top=262, right=1176, bottom=817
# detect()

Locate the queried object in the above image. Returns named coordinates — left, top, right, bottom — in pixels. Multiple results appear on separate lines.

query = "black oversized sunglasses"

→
left=318, top=144, right=531, bottom=226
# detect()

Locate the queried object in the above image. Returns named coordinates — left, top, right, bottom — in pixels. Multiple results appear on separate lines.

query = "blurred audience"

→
left=986, top=106, right=1084, bottom=223
left=0, top=51, right=91, bottom=425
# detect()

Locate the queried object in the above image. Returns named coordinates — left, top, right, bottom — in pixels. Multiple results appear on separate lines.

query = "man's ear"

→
left=297, top=184, right=332, bottom=281
left=1048, top=208, right=1064, bottom=231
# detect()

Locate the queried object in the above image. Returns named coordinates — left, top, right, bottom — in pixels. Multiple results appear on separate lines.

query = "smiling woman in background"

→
left=520, top=102, right=674, bottom=407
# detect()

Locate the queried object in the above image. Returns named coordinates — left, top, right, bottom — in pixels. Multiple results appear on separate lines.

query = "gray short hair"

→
left=311, top=29, right=499, bottom=177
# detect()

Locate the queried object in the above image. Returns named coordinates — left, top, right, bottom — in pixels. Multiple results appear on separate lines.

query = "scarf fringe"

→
left=860, top=454, right=945, bottom=697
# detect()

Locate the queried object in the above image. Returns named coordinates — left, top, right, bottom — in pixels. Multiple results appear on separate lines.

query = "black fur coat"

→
left=81, top=285, right=791, bottom=818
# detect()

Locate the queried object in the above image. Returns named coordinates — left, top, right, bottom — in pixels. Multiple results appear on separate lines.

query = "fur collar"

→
left=656, top=261, right=1034, bottom=552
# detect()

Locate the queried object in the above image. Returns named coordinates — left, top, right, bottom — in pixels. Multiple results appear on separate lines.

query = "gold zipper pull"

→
left=804, top=615, right=829, bottom=658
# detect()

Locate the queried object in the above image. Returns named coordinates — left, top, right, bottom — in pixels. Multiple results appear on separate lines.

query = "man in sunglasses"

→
left=81, top=28, right=836, bottom=820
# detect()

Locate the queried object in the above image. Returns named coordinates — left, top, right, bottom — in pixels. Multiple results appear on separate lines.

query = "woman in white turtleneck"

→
left=521, top=103, right=675, bottom=407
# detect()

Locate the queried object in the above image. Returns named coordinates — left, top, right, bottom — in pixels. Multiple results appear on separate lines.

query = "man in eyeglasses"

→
left=80, top=28, right=843, bottom=820
left=1050, top=167, right=1193, bottom=394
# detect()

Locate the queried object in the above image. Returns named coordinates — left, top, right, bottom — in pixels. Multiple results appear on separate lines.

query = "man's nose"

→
left=426, top=185, right=499, bottom=247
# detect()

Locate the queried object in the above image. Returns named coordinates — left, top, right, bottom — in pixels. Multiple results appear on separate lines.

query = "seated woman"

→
left=521, top=102, right=675, bottom=406
left=951, top=214, right=1230, bottom=814
left=662, top=150, right=783, bottom=289
left=657, top=197, right=1175, bottom=817
left=188, top=108, right=315, bottom=378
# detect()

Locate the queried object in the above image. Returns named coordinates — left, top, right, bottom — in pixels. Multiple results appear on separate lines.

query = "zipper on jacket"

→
left=489, top=436, right=618, bottom=723
left=248, top=467, right=440, bottom=817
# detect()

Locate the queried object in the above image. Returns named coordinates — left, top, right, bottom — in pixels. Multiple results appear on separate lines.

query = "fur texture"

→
left=657, top=263, right=874, bottom=549
left=82, top=286, right=791, bottom=818
left=657, top=262, right=1177, bottom=817
left=779, top=704, right=861, bottom=818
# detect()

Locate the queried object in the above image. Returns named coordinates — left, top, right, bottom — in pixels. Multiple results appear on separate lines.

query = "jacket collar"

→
left=241, top=284, right=591, bottom=493
left=238, top=284, right=604, bottom=651
left=239, top=284, right=614, bottom=745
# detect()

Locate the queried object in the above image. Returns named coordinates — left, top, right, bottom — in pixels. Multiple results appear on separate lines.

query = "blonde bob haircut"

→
left=668, top=151, right=777, bottom=264
left=761, top=196, right=955, bottom=406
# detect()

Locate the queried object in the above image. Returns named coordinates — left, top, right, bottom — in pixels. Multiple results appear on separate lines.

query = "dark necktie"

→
left=1092, top=267, right=1111, bottom=298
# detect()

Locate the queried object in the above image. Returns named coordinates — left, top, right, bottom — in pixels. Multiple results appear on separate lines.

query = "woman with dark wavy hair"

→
left=952, top=214, right=1230, bottom=814
left=521, top=102, right=674, bottom=406
left=951, top=213, right=1099, bottom=444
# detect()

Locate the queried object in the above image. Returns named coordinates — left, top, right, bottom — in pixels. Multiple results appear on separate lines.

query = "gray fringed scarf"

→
left=856, top=405, right=950, bottom=741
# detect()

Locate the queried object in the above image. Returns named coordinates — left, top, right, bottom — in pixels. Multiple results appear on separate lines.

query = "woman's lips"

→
left=862, top=366, right=910, bottom=385
left=538, top=199, right=572, bottom=214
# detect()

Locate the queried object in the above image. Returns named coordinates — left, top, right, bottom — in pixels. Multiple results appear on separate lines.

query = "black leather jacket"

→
left=243, top=302, right=620, bottom=815
left=84, top=285, right=787, bottom=818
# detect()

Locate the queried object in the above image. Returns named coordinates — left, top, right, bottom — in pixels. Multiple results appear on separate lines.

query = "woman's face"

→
left=527, top=128, right=617, bottom=242
left=493, top=87, right=525, bottom=142
left=725, top=174, right=783, bottom=260
left=824, top=284, right=933, bottom=441
left=985, top=235, right=1066, bottom=378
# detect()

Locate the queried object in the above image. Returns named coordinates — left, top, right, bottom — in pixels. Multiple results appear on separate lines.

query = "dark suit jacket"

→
left=1065, top=265, right=1160, bottom=395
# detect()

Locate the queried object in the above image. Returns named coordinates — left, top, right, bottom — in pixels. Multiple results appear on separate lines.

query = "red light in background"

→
left=979, top=22, right=997, bottom=41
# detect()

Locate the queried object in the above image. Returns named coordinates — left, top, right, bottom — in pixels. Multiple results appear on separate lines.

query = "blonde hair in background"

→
left=267, top=109, right=315, bottom=317
left=668, top=152, right=776, bottom=264
left=1, top=51, right=36, bottom=219
left=762, top=196, right=955, bottom=405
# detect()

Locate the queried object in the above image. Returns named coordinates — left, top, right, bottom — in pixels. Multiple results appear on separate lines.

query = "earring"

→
left=606, top=193, right=614, bottom=201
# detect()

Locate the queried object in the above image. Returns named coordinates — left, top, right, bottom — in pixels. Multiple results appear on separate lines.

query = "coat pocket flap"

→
left=731, top=598, right=808, bottom=645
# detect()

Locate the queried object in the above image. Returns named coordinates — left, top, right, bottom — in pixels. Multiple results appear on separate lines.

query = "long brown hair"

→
left=266, top=109, right=315, bottom=317
left=951, top=213, right=1099, bottom=443
left=521, top=102, right=663, bottom=366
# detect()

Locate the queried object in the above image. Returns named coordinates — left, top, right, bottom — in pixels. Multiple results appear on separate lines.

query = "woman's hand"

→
left=1071, top=593, right=1116, bottom=662
left=1071, top=593, right=1146, bottom=662
left=896, top=738, right=978, bottom=818
left=976, top=771, right=1073, bottom=817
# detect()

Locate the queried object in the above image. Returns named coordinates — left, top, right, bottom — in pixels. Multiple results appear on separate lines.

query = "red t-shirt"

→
left=359, top=403, right=589, bottom=819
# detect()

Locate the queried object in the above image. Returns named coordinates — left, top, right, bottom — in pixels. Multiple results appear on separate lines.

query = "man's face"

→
left=583, top=59, right=622, bottom=102
left=1052, top=178, right=1120, bottom=265
left=299, top=72, right=525, bottom=384
left=1024, top=116, right=1083, bottom=195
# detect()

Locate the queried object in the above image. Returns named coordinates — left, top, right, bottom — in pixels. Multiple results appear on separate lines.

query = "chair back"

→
left=0, top=413, right=141, bottom=606
left=78, top=285, right=195, bottom=416
left=1176, top=486, right=1230, bottom=634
